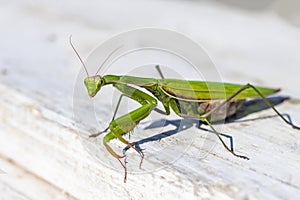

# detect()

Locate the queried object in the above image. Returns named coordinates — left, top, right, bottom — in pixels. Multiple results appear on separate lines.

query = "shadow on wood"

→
left=124, top=95, right=294, bottom=154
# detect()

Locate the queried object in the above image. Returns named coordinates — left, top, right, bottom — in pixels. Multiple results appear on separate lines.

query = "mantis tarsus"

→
left=70, top=37, right=300, bottom=183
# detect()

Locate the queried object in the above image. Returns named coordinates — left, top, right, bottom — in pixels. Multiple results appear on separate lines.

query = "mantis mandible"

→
left=70, top=36, right=300, bottom=183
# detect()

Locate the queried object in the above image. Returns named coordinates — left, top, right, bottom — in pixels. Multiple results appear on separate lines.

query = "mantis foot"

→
left=231, top=151, right=249, bottom=160
left=117, top=157, right=127, bottom=183
left=89, top=127, right=110, bottom=138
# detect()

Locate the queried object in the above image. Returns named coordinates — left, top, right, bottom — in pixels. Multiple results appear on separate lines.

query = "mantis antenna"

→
left=69, top=35, right=90, bottom=77
left=95, top=45, right=123, bottom=75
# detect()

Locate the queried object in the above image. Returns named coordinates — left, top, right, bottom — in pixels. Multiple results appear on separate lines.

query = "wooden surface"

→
left=0, top=153, right=76, bottom=200
left=1, top=1, right=300, bottom=199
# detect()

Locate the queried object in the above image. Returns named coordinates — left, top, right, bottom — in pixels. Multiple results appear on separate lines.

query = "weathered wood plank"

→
left=0, top=1, right=300, bottom=200
left=0, top=153, right=76, bottom=200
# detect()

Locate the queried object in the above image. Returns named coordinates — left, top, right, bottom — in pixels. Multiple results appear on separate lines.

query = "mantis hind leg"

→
left=200, top=117, right=249, bottom=160
left=202, top=83, right=300, bottom=129
left=247, top=84, right=299, bottom=129
left=200, top=83, right=299, bottom=160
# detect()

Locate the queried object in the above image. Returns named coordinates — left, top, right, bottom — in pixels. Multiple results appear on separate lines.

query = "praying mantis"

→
left=70, top=37, right=300, bottom=183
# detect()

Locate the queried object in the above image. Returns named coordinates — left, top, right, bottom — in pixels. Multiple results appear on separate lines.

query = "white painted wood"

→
left=0, top=154, right=76, bottom=200
left=0, top=0, right=300, bottom=199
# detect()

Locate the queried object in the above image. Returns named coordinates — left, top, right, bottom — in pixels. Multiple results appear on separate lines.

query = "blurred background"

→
left=1, top=0, right=300, bottom=95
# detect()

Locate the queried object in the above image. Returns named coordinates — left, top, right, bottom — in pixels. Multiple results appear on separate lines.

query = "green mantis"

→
left=70, top=37, right=300, bottom=183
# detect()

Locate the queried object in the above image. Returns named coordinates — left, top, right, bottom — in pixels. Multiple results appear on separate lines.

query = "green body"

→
left=84, top=71, right=298, bottom=183
left=86, top=74, right=278, bottom=123
left=85, top=74, right=278, bottom=156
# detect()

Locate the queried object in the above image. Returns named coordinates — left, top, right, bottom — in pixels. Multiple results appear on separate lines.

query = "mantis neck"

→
left=102, top=75, right=157, bottom=87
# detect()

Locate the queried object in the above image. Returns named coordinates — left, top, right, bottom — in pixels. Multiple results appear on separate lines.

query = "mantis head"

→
left=84, top=75, right=104, bottom=97
left=70, top=35, right=122, bottom=98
